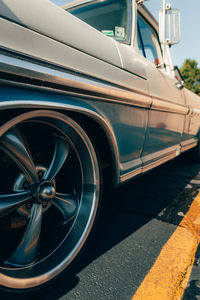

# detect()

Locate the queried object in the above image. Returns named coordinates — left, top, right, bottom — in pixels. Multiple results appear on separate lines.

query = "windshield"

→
left=67, top=0, right=131, bottom=43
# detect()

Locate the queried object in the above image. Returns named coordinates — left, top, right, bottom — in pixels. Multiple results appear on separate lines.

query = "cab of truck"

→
left=63, top=0, right=181, bottom=80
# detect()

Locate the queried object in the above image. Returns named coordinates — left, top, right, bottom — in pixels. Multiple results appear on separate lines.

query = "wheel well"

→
left=0, top=108, right=117, bottom=187
left=61, top=111, right=117, bottom=188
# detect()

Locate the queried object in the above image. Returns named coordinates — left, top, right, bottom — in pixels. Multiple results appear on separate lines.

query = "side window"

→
left=137, top=15, right=162, bottom=65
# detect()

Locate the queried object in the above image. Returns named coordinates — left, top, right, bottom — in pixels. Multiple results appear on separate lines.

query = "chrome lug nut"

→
left=26, top=202, right=32, bottom=209
left=42, top=203, right=48, bottom=208
left=38, top=171, right=44, bottom=178
left=23, top=182, right=29, bottom=190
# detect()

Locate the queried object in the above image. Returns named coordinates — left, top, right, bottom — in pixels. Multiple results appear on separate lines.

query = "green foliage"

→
left=180, top=59, right=200, bottom=95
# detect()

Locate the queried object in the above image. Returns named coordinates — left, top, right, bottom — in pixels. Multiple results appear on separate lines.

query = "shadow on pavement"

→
left=183, top=280, right=200, bottom=300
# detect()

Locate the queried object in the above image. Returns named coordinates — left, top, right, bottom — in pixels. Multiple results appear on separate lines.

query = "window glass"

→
left=68, top=0, right=130, bottom=43
left=137, top=15, right=162, bottom=65
left=137, top=23, right=145, bottom=56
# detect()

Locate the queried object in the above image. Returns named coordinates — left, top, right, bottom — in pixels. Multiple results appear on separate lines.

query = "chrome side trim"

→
left=0, top=99, right=121, bottom=184
left=119, top=167, right=141, bottom=183
left=142, top=145, right=178, bottom=165
left=181, top=139, right=198, bottom=152
left=0, top=77, right=150, bottom=109
left=119, top=145, right=179, bottom=183
left=0, top=53, right=151, bottom=109
left=151, top=98, right=188, bottom=115
left=142, top=151, right=175, bottom=173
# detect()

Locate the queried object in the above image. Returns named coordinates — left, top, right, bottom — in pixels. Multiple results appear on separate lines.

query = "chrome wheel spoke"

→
left=0, top=127, right=38, bottom=183
left=6, top=204, right=42, bottom=266
left=0, top=191, right=32, bottom=217
left=44, top=134, right=70, bottom=181
left=52, top=192, right=78, bottom=223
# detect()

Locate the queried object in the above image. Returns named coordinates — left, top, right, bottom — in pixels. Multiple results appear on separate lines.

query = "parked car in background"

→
left=0, top=0, right=199, bottom=291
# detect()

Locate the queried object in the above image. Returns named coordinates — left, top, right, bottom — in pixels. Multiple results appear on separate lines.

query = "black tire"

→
left=0, top=110, right=101, bottom=290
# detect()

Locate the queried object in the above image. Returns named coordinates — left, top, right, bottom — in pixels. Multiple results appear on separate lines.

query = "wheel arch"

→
left=0, top=100, right=120, bottom=186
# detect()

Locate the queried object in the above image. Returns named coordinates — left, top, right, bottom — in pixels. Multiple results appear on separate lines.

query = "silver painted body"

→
left=0, top=0, right=200, bottom=185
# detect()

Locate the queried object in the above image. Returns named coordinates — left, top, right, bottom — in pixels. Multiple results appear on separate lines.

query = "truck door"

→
left=137, top=12, right=187, bottom=171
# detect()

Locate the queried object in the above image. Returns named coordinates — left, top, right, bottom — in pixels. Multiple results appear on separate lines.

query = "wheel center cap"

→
left=38, top=181, right=56, bottom=202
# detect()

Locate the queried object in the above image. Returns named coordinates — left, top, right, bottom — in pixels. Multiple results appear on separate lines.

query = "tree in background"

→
left=180, top=59, right=200, bottom=95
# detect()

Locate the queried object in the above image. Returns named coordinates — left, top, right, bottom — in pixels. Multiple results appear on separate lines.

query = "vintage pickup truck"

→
left=0, top=0, right=199, bottom=291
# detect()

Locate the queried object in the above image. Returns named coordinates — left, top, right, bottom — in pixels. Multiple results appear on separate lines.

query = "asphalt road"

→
left=1, top=153, right=200, bottom=300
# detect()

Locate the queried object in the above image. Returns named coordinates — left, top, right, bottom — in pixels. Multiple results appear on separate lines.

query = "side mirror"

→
left=174, top=66, right=185, bottom=89
left=159, top=5, right=181, bottom=46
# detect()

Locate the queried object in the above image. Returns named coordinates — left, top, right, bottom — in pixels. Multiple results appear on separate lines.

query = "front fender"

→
left=0, top=85, right=120, bottom=184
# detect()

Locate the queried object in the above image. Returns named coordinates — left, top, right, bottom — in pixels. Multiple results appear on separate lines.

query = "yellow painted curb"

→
left=132, top=192, right=200, bottom=300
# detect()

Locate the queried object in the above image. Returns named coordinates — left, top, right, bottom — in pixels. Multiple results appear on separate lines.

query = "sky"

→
left=50, top=0, right=200, bottom=67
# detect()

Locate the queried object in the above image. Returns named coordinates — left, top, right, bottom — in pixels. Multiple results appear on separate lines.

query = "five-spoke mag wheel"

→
left=0, top=110, right=100, bottom=289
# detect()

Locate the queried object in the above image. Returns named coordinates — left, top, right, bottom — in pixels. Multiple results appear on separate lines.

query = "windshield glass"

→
left=67, top=0, right=131, bottom=43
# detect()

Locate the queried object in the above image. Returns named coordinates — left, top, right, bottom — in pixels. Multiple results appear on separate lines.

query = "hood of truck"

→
left=0, top=0, right=122, bottom=68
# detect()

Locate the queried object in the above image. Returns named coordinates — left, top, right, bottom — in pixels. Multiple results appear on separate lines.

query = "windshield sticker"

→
left=101, top=30, right=114, bottom=36
left=115, top=26, right=125, bottom=38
